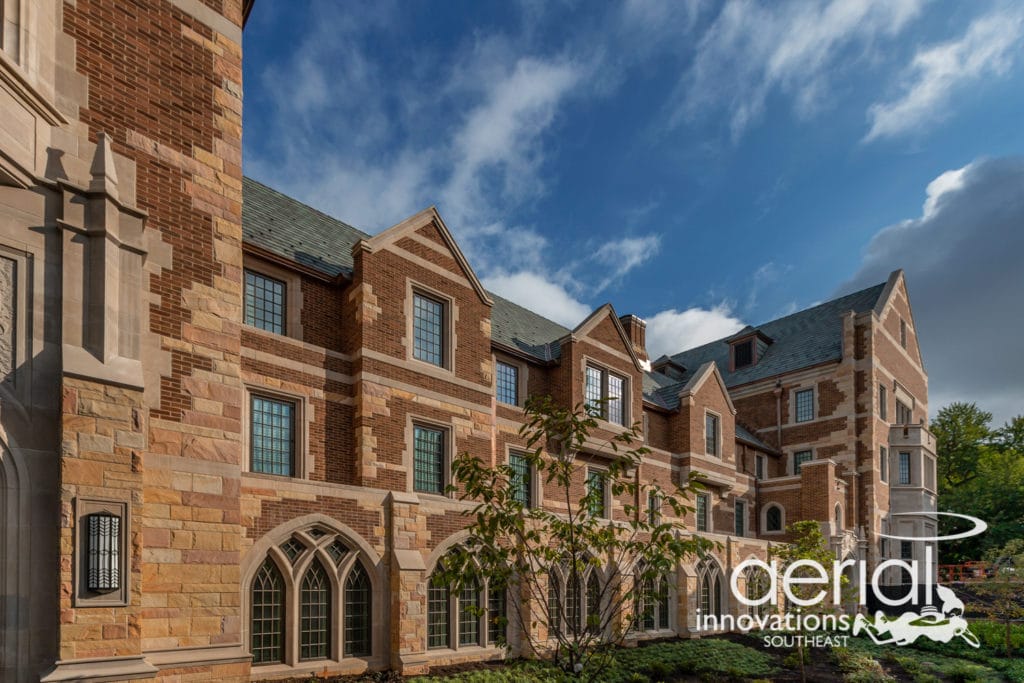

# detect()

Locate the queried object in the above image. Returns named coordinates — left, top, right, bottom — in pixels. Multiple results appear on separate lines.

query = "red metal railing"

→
left=938, top=562, right=992, bottom=582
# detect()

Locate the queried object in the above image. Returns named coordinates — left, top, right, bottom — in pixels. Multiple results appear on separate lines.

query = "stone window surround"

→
left=242, top=255, right=305, bottom=341
left=242, top=383, right=312, bottom=480
left=493, top=352, right=528, bottom=409
left=761, top=503, right=785, bottom=535
left=629, top=569, right=675, bottom=635
left=424, top=553, right=507, bottom=655
left=404, top=414, right=455, bottom=499
left=582, top=356, right=630, bottom=427
left=73, top=496, right=130, bottom=607
left=406, top=279, right=456, bottom=374
left=505, top=445, right=541, bottom=509
left=703, top=409, right=721, bottom=458
left=244, top=525, right=383, bottom=672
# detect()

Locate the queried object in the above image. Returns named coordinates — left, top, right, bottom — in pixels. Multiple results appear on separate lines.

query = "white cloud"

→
left=645, top=304, right=746, bottom=359
left=864, top=8, right=1024, bottom=142
left=483, top=271, right=593, bottom=327
left=591, top=234, right=662, bottom=292
left=840, top=156, right=1024, bottom=425
left=674, top=0, right=924, bottom=139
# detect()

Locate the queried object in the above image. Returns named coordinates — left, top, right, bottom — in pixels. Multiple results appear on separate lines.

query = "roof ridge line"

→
left=243, top=175, right=372, bottom=239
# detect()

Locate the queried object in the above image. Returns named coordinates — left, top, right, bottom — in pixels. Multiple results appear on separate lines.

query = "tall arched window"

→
left=251, top=559, right=285, bottom=664
left=697, top=558, right=725, bottom=626
left=548, top=571, right=562, bottom=638
left=300, top=558, right=331, bottom=660
left=657, top=574, right=671, bottom=629
left=344, top=562, right=371, bottom=657
left=586, top=572, right=601, bottom=634
left=487, top=583, right=507, bottom=644
left=745, top=565, right=771, bottom=618
left=428, top=567, right=451, bottom=649
left=765, top=504, right=784, bottom=532
left=459, top=579, right=481, bottom=646
left=699, top=573, right=712, bottom=617
left=638, top=574, right=655, bottom=630
left=566, top=573, right=582, bottom=633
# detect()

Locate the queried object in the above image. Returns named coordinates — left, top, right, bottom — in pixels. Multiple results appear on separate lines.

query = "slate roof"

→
left=242, top=177, right=369, bottom=278
left=735, top=423, right=778, bottom=454
left=643, top=283, right=886, bottom=411
left=490, top=292, right=569, bottom=362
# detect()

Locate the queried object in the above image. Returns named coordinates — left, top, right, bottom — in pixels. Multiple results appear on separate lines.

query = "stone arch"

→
left=0, top=434, right=30, bottom=681
left=241, top=514, right=384, bottom=669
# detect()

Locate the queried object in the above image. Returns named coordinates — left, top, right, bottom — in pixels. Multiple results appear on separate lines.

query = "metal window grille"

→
left=794, top=450, right=813, bottom=474
left=898, top=452, right=911, bottom=484
left=508, top=452, right=531, bottom=506
left=244, top=270, right=286, bottom=334
left=300, top=559, right=330, bottom=660
left=607, top=374, right=624, bottom=425
left=87, top=513, right=120, bottom=591
left=427, top=571, right=450, bottom=649
left=734, top=501, right=745, bottom=537
left=705, top=414, right=718, bottom=455
left=413, top=425, right=445, bottom=494
left=345, top=563, right=372, bottom=657
left=584, top=366, right=603, bottom=416
left=458, top=581, right=481, bottom=646
left=586, top=573, right=601, bottom=634
left=495, top=361, right=519, bottom=405
left=696, top=493, right=708, bottom=532
left=251, top=396, right=295, bottom=476
left=586, top=469, right=606, bottom=518
left=547, top=573, right=561, bottom=637
left=487, top=584, right=507, bottom=644
left=795, top=389, right=814, bottom=422
left=251, top=559, right=285, bottom=664
left=657, top=576, right=670, bottom=629
left=280, top=537, right=305, bottom=563
left=766, top=505, right=782, bottom=532
left=413, top=293, right=445, bottom=366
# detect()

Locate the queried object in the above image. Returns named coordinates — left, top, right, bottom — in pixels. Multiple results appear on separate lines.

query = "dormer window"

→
left=733, top=339, right=753, bottom=369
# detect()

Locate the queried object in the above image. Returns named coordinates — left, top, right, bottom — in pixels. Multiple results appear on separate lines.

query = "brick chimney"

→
left=618, top=314, right=648, bottom=362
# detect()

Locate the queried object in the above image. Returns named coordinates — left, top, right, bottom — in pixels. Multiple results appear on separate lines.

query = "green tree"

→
left=931, top=404, right=1024, bottom=562
left=775, top=520, right=847, bottom=683
left=439, top=395, right=713, bottom=680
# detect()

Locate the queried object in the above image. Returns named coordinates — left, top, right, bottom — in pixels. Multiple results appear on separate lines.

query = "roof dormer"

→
left=725, top=327, right=773, bottom=371
left=651, top=355, right=687, bottom=381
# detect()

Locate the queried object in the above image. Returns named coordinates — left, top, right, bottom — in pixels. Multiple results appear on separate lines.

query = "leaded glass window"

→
left=413, top=425, right=446, bottom=494
left=657, top=576, right=670, bottom=629
left=280, top=537, right=305, bottom=564
left=607, top=374, right=624, bottom=426
left=427, top=570, right=450, bottom=649
left=459, top=580, right=481, bottom=646
left=327, top=539, right=349, bottom=565
left=87, top=513, right=120, bottom=591
left=696, top=493, right=709, bottom=532
left=586, top=469, right=606, bottom=518
left=584, top=365, right=627, bottom=425
left=566, top=574, right=582, bottom=633
left=413, top=292, right=445, bottom=367
left=734, top=500, right=745, bottom=537
left=548, top=572, right=561, bottom=637
left=251, top=395, right=295, bottom=476
left=300, top=559, right=330, bottom=660
left=705, top=413, right=719, bottom=456
left=647, top=490, right=660, bottom=525
left=795, top=388, right=814, bottom=423
left=794, top=450, right=813, bottom=475
left=509, top=451, right=531, bottom=507
left=495, top=361, right=519, bottom=406
left=879, top=384, right=888, bottom=420
left=345, top=563, right=372, bottom=657
left=766, top=505, right=783, bottom=532
left=699, top=573, right=711, bottom=617
left=755, top=454, right=765, bottom=480
left=639, top=576, right=655, bottom=630
left=488, top=584, right=507, bottom=644
left=586, top=572, right=601, bottom=634
left=584, top=366, right=602, bottom=415
left=713, top=575, right=723, bottom=615
left=898, top=451, right=911, bottom=485
left=251, top=559, right=285, bottom=664
left=245, top=269, right=286, bottom=334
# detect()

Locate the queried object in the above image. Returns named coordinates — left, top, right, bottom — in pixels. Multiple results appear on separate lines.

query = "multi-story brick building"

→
left=0, top=1, right=934, bottom=681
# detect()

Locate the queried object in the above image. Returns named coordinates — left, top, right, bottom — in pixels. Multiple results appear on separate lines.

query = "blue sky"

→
left=243, top=0, right=1024, bottom=423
